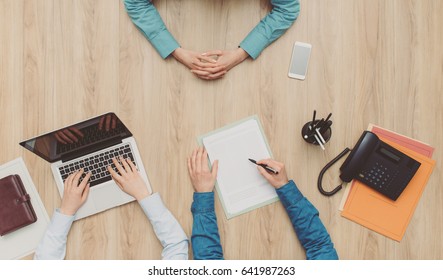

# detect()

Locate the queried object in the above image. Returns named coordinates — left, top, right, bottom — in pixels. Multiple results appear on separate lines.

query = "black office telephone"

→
left=318, top=131, right=421, bottom=201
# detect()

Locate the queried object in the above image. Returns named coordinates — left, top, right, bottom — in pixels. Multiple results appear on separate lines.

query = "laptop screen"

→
left=20, top=113, right=132, bottom=163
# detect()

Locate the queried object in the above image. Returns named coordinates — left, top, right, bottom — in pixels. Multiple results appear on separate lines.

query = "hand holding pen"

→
left=249, top=158, right=278, bottom=174
left=254, top=159, right=289, bottom=189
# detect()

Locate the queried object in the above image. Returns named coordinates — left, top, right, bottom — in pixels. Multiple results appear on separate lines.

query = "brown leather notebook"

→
left=0, top=175, right=38, bottom=236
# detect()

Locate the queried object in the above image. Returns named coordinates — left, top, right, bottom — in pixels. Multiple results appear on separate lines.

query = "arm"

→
left=33, top=210, right=74, bottom=260
left=108, top=157, right=189, bottom=259
left=123, top=0, right=219, bottom=76
left=123, top=0, right=179, bottom=58
left=257, top=159, right=338, bottom=260
left=191, top=192, right=223, bottom=260
left=138, top=193, right=189, bottom=260
left=195, top=0, right=300, bottom=80
left=240, top=0, right=301, bottom=59
left=34, top=170, right=91, bottom=260
left=187, top=147, right=223, bottom=259
left=276, top=181, right=338, bottom=260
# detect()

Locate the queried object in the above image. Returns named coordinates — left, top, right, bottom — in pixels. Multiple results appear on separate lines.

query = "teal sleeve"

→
left=123, top=0, right=180, bottom=59
left=191, top=192, right=224, bottom=260
left=240, top=0, right=300, bottom=59
left=277, top=180, right=339, bottom=260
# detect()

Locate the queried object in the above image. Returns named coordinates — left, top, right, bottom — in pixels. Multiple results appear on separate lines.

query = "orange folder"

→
left=341, top=137, right=435, bottom=242
left=369, top=124, right=434, bottom=157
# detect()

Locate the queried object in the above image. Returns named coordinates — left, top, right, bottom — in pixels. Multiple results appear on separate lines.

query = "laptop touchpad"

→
left=92, top=184, right=124, bottom=211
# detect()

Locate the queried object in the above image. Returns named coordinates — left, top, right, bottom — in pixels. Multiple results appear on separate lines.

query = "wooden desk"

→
left=1, top=0, right=442, bottom=259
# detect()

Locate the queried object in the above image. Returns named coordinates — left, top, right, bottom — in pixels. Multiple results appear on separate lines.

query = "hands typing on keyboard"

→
left=59, top=144, right=136, bottom=187
left=60, top=154, right=149, bottom=201
left=35, top=155, right=183, bottom=260
left=107, top=157, right=151, bottom=201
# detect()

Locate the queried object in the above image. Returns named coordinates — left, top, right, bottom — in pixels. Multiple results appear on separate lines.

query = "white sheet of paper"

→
left=0, top=158, right=50, bottom=259
left=203, top=119, right=278, bottom=217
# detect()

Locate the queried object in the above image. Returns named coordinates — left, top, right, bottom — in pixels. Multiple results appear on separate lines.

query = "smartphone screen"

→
left=288, top=42, right=311, bottom=80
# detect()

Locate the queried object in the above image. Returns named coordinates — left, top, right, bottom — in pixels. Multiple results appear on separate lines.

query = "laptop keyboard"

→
left=58, top=144, right=136, bottom=187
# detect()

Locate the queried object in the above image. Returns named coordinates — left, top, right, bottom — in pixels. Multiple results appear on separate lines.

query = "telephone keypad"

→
left=360, top=162, right=398, bottom=192
left=345, top=132, right=422, bottom=201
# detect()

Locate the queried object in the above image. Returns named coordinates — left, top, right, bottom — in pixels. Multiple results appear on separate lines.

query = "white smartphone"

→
left=288, top=41, right=312, bottom=80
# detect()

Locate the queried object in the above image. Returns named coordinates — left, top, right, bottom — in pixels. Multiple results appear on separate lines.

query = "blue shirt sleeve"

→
left=191, top=192, right=224, bottom=260
left=276, top=180, right=339, bottom=260
left=240, top=0, right=300, bottom=59
left=123, top=0, right=180, bottom=58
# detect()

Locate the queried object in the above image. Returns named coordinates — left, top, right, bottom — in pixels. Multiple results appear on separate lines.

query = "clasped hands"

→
left=172, top=47, right=249, bottom=81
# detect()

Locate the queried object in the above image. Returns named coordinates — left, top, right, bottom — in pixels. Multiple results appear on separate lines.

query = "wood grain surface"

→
left=1, top=0, right=442, bottom=259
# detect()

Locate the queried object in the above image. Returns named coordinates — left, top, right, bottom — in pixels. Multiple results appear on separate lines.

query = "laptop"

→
left=19, top=112, right=152, bottom=220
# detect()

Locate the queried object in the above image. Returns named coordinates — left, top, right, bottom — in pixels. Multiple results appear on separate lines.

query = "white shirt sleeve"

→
left=33, top=209, right=75, bottom=260
left=138, top=193, right=189, bottom=260
left=33, top=193, right=188, bottom=260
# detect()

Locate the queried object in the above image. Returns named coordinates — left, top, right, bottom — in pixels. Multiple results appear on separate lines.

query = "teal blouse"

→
left=123, top=0, right=300, bottom=59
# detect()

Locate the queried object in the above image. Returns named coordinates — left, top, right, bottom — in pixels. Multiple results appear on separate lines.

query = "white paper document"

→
left=202, top=117, right=278, bottom=219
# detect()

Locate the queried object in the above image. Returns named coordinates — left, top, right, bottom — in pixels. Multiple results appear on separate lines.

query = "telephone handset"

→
left=318, top=131, right=421, bottom=201
left=339, top=131, right=380, bottom=182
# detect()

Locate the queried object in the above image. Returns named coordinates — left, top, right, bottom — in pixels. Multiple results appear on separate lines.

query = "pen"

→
left=248, top=158, right=279, bottom=174
left=314, top=134, right=325, bottom=150
left=320, top=120, right=333, bottom=134
left=315, top=128, right=326, bottom=144
left=324, top=113, right=332, bottom=123
left=311, top=110, right=316, bottom=129
left=313, top=118, right=325, bottom=130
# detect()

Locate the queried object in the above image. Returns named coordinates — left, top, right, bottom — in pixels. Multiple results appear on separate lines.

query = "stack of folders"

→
left=339, top=124, right=436, bottom=242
